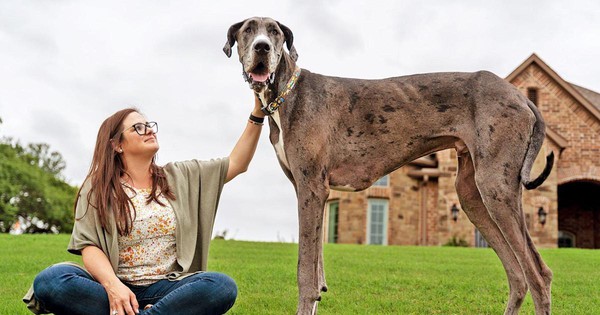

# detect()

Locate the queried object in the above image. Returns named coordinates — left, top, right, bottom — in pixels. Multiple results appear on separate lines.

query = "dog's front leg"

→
left=295, top=180, right=329, bottom=315
left=318, top=249, right=327, bottom=293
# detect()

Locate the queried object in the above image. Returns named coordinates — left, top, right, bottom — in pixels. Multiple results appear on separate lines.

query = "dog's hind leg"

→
left=455, top=150, right=528, bottom=315
left=472, top=153, right=552, bottom=315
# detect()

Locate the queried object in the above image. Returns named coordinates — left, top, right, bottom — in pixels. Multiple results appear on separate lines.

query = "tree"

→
left=22, top=143, right=67, bottom=178
left=0, top=129, right=77, bottom=233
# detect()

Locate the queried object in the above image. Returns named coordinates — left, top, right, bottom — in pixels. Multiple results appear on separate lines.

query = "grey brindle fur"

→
left=224, top=17, right=554, bottom=315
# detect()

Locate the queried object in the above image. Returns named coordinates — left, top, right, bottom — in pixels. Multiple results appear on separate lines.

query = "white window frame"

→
left=474, top=228, right=488, bottom=248
left=372, top=175, right=389, bottom=187
left=327, top=201, right=339, bottom=244
left=367, top=198, right=389, bottom=245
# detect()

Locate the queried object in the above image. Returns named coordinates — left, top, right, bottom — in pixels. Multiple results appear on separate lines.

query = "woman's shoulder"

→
left=77, top=177, right=94, bottom=197
left=163, top=158, right=229, bottom=173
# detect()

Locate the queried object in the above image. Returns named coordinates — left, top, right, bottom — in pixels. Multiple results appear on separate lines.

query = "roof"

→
left=506, top=53, right=600, bottom=123
left=571, top=84, right=600, bottom=112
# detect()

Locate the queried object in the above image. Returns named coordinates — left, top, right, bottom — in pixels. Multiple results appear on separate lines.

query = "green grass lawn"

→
left=1, top=234, right=599, bottom=314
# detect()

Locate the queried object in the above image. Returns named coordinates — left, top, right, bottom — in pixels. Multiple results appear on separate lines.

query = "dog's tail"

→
left=521, top=99, right=554, bottom=190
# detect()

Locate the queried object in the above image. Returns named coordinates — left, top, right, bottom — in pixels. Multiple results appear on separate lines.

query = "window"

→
left=527, top=88, right=538, bottom=105
left=367, top=199, right=388, bottom=245
left=328, top=201, right=339, bottom=243
left=558, top=230, right=575, bottom=248
left=475, top=228, right=488, bottom=248
left=372, top=175, right=389, bottom=187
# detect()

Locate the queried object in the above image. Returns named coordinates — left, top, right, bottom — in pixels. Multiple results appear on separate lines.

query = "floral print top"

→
left=116, top=182, right=178, bottom=286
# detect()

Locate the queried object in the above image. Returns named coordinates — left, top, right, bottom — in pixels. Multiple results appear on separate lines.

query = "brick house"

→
left=324, top=54, right=600, bottom=248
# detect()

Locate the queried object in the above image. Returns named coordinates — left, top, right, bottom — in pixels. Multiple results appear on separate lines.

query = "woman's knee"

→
left=212, top=273, right=237, bottom=293
left=194, top=272, right=238, bottom=307
left=33, top=264, right=87, bottom=301
left=218, top=273, right=238, bottom=303
left=32, top=264, right=109, bottom=314
left=33, top=265, right=62, bottom=299
left=209, top=273, right=238, bottom=312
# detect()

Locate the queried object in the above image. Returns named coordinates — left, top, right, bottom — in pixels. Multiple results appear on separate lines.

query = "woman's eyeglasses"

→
left=116, top=122, right=158, bottom=138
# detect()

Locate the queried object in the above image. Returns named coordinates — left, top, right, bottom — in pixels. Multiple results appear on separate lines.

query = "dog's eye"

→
left=271, top=30, right=279, bottom=36
left=244, top=28, right=252, bottom=34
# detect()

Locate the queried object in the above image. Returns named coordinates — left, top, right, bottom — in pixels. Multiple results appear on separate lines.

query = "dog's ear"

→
left=223, top=21, right=245, bottom=58
left=277, top=22, right=298, bottom=62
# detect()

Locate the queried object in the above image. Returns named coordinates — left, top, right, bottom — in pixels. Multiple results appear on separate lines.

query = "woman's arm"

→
left=82, top=246, right=139, bottom=315
left=226, top=95, right=264, bottom=182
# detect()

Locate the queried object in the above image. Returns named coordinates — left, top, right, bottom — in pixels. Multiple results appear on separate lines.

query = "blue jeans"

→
left=33, top=264, right=237, bottom=315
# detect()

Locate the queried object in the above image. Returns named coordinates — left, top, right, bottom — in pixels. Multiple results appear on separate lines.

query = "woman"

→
left=30, top=96, right=265, bottom=315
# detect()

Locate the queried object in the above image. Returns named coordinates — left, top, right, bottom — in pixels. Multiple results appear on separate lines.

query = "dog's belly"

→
left=330, top=184, right=358, bottom=192
left=327, top=136, right=459, bottom=192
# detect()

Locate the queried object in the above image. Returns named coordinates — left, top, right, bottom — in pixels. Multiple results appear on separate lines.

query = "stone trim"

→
left=558, top=175, right=600, bottom=185
left=545, top=127, right=568, bottom=150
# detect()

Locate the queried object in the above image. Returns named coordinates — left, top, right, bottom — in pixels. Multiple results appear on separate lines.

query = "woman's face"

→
left=118, top=112, right=159, bottom=158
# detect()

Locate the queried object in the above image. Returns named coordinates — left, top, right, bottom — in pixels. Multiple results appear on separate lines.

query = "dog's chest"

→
left=271, top=112, right=290, bottom=169
left=258, top=92, right=290, bottom=169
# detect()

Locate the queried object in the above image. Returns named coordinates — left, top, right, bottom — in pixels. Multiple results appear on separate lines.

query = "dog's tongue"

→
left=250, top=72, right=270, bottom=83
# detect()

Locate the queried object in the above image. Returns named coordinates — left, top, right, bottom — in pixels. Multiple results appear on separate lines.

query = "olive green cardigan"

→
left=69, top=157, right=229, bottom=274
left=24, top=158, right=229, bottom=313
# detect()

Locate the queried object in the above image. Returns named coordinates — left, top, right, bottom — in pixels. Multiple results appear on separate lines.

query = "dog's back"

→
left=286, top=70, right=536, bottom=190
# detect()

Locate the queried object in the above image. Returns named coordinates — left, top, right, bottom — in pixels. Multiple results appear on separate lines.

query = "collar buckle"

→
left=260, top=66, right=301, bottom=116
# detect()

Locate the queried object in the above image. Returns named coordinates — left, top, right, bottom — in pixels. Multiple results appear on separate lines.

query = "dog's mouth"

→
left=246, top=62, right=275, bottom=85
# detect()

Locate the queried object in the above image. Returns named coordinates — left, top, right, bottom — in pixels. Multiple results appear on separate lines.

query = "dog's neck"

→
left=262, top=52, right=297, bottom=105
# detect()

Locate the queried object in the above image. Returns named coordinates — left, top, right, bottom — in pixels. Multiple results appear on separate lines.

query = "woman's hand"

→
left=81, top=246, right=139, bottom=315
left=251, top=94, right=265, bottom=118
left=105, top=279, right=139, bottom=315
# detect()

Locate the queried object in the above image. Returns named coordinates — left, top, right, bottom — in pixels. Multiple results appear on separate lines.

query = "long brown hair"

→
left=74, top=108, right=175, bottom=236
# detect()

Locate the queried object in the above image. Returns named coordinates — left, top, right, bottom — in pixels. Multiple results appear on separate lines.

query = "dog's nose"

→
left=253, top=41, right=271, bottom=55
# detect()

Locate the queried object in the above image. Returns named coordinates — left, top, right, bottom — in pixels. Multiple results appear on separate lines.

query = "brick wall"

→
left=510, top=63, right=600, bottom=184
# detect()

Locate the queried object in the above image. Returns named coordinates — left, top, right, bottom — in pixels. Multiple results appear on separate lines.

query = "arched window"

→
left=558, top=230, right=575, bottom=248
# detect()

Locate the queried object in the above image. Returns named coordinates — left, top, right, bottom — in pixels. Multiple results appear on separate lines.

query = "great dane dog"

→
left=223, top=17, right=554, bottom=315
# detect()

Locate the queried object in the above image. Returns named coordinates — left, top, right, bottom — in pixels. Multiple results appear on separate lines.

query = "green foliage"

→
left=22, top=143, right=67, bottom=178
left=443, top=235, right=470, bottom=247
left=2, top=235, right=599, bottom=314
left=0, top=135, right=77, bottom=233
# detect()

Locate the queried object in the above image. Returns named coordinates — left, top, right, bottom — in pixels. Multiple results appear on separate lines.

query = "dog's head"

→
left=223, top=17, right=298, bottom=93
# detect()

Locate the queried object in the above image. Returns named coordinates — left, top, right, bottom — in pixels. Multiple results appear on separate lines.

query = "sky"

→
left=1, top=0, right=599, bottom=242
